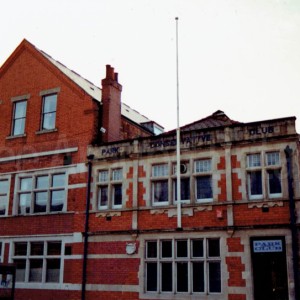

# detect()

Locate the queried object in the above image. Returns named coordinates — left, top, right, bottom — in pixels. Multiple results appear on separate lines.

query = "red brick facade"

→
left=1, top=40, right=300, bottom=300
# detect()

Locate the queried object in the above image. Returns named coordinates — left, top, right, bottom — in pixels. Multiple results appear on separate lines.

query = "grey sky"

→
left=1, top=0, right=300, bottom=132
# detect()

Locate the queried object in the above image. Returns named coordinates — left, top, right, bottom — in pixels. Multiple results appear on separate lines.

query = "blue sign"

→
left=253, top=240, right=283, bottom=253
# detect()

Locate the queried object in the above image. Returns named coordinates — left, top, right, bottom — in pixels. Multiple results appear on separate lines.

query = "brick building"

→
left=87, top=110, right=300, bottom=300
left=1, top=39, right=300, bottom=300
left=0, top=39, right=159, bottom=299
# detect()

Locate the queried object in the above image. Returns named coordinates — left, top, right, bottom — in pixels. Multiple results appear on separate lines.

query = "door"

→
left=251, top=237, right=289, bottom=300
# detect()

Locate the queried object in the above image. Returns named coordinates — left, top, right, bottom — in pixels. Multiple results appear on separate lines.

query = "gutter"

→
left=81, top=155, right=94, bottom=300
left=284, top=145, right=300, bottom=300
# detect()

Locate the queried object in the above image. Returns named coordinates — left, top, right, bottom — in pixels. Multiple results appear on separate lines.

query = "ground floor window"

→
left=12, top=240, right=62, bottom=283
left=145, top=238, right=221, bottom=294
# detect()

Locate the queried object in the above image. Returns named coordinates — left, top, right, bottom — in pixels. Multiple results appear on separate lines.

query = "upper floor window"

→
left=12, top=100, right=27, bottom=136
left=97, top=168, right=123, bottom=209
left=152, top=164, right=169, bottom=205
left=0, top=177, right=10, bottom=216
left=151, top=159, right=213, bottom=206
left=41, top=94, right=57, bottom=130
left=145, top=238, right=221, bottom=295
left=12, top=240, right=62, bottom=283
left=247, top=151, right=282, bottom=200
left=16, top=173, right=66, bottom=215
left=194, top=159, right=213, bottom=202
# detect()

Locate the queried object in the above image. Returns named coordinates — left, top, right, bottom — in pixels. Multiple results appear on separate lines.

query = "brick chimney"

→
left=101, top=65, right=122, bottom=142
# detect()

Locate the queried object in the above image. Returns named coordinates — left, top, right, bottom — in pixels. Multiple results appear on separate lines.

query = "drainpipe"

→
left=284, top=146, right=300, bottom=300
left=81, top=155, right=94, bottom=300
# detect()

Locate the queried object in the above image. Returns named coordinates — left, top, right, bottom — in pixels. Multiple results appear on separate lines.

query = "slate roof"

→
left=166, top=110, right=240, bottom=134
left=35, top=43, right=152, bottom=126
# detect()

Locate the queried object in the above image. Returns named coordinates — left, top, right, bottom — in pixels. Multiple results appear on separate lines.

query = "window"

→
left=194, top=159, right=213, bottom=202
left=0, top=178, right=10, bottom=216
left=247, top=152, right=282, bottom=200
left=97, top=168, right=123, bottom=209
left=17, top=173, right=66, bottom=215
left=12, top=100, right=27, bottom=136
left=145, top=238, right=221, bottom=295
left=41, top=94, right=57, bottom=130
left=172, top=163, right=190, bottom=204
left=12, top=241, right=62, bottom=283
left=152, top=164, right=169, bottom=205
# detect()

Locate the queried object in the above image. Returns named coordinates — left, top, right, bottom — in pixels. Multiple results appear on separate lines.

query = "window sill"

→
left=35, top=128, right=58, bottom=135
left=6, top=134, right=27, bottom=140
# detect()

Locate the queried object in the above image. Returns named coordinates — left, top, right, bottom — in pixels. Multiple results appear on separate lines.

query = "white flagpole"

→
left=175, top=17, right=182, bottom=229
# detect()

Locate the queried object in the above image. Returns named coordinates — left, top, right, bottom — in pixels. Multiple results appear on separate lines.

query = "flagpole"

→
left=175, top=17, right=182, bottom=229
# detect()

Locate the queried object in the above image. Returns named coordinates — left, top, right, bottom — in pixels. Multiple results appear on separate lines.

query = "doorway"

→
left=251, top=236, right=289, bottom=300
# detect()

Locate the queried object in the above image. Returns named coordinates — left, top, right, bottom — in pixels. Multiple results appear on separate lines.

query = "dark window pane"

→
left=192, top=240, right=204, bottom=257
left=174, top=178, right=190, bottom=201
left=46, top=259, right=60, bottom=282
left=29, top=259, right=43, bottom=282
left=249, top=171, right=262, bottom=196
left=177, top=262, right=188, bottom=292
left=15, top=242, right=27, bottom=256
left=30, top=242, right=44, bottom=255
left=268, top=169, right=282, bottom=194
left=146, top=262, right=157, bottom=291
left=14, top=259, right=26, bottom=282
left=0, top=196, right=6, bottom=215
left=161, top=240, right=172, bottom=258
left=47, top=242, right=61, bottom=255
left=208, top=239, right=220, bottom=257
left=176, top=240, right=188, bottom=258
left=51, top=190, right=64, bottom=211
left=161, top=262, right=172, bottom=292
left=193, top=262, right=204, bottom=292
left=196, top=175, right=212, bottom=199
left=209, top=262, right=221, bottom=293
left=99, top=186, right=108, bottom=207
left=113, top=184, right=122, bottom=206
left=34, top=192, right=47, bottom=212
left=153, top=180, right=168, bottom=203
left=147, top=241, right=157, bottom=258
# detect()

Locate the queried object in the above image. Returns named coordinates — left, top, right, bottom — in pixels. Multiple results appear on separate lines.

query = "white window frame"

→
left=14, top=170, right=67, bottom=215
left=144, top=238, right=221, bottom=295
left=41, top=94, right=57, bottom=131
left=194, top=159, right=213, bottom=203
left=0, top=175, right=11, bottom=216
left=247, top=151, right=282, bottom=200
left=12, top=240, right=63, bottom=284
left=151, top=164, right=169, bottom=206
left=12, top=100, right=27, bottom=136
left=172, top=162, right=191, bottom=204
left=97, top=168, right=123, bottom=210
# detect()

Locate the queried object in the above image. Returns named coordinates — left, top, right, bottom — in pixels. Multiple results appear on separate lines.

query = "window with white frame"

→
left=247, top=151, right=282, bottom=200
left=145, top=238, right=221, bottom=295
left=151, top=164, right=169, bottom=205
left=0, top=177, right=10, bottom=216
left=97, top=168, right=123, bottom=209
left=194, top=159, right=213, bottom=202
left=41, top=94, right=57, bottom=130
left=12, top=241, right=62, bottom=283
left=16, top=173, right=66, bottom=215
left=12, top=100, right=27, bottom=136
left=172, top=163, right=190, bottom=203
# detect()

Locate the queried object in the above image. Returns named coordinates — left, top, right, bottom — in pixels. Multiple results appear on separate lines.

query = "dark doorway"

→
left=251, top=237, right=289, bottom=300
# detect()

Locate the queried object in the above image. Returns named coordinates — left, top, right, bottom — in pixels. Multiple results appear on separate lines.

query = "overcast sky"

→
left=1, top=0, right=300, bottom=132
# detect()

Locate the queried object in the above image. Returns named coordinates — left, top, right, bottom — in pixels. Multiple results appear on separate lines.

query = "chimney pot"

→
left=106, top=64, right=115, bottom=80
